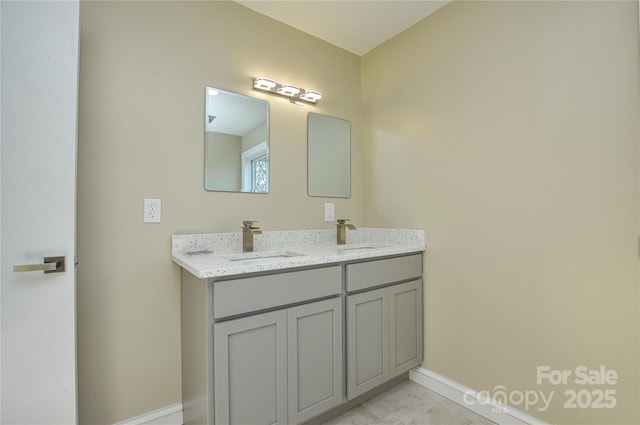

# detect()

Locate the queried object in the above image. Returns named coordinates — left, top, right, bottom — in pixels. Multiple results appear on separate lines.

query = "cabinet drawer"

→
left=214, top=266, right=341, bottom=319
left=346, top=254, right=422, bottom=292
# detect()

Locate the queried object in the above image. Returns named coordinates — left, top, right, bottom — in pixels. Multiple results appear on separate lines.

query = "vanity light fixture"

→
left=277, top=84, right=300, bottom=97
left=252, top=77, right=322, bottom=105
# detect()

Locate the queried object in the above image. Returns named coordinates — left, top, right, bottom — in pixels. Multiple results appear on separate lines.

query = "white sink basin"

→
left=186, top=250, right=213, bottom=256
left=224, top=250, right=305, bottom=261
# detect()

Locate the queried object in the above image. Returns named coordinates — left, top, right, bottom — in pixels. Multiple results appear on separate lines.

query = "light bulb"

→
left=277, top=85, right=300, bottom=96
left=253, top=78, right=276, bottom=91
left=300, top=91, right=322, bottom=102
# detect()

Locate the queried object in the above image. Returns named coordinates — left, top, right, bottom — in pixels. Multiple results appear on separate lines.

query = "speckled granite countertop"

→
left=172, top=228, right=426, bottom=278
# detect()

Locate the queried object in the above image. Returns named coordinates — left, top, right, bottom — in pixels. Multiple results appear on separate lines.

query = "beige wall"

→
left=362, top=1, right=639, bottom=424
left=77, top=1, right=362, bottom=423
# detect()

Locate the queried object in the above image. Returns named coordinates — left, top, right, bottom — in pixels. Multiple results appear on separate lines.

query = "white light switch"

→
left=324, top=203, right=335, bottom=222
left=144, top=198, right=161, bottom=223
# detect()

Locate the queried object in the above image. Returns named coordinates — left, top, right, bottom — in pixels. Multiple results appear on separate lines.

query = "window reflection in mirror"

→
left=204, top=87, right=269, bottom=193
left=307, top=113, right=351, bottom=198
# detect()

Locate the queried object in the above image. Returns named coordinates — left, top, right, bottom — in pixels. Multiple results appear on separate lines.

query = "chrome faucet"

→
left=336, top=219, right=356, bottom=245
left=242, top=220, right=262, bottom=252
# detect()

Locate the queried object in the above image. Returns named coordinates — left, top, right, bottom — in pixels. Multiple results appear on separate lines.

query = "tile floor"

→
left=322, top=380, right=497, bottom=425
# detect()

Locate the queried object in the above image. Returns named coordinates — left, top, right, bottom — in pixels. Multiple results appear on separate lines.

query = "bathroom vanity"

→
left=173, top=228, right=425, bottom=425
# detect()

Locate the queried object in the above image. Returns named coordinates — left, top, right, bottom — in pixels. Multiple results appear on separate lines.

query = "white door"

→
left=0, top=1, right=79, bottom=423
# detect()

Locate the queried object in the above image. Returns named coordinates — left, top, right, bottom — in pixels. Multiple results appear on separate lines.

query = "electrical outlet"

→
left=324, top=203, right=335, bottom=222
left=144, top=198, right=161, bottom=223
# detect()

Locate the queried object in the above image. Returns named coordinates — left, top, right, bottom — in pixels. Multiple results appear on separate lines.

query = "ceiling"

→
left=234, top=0, right=451, bottom=56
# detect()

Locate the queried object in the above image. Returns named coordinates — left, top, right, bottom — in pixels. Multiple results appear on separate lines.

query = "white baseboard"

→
left=113, top=403, right=183, bottom=425
left=409, top=368, right=549, bottom=425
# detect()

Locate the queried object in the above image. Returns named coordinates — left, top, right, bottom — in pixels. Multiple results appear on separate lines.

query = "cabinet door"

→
left=287, top=298, right=343, bottom=423
left=347, top=287, right=389, bottom=399
left=389, top=279, right=423, bottom=377
left=214, top=311, right=288, bottom=425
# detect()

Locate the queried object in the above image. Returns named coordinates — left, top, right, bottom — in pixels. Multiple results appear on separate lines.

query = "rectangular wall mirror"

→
left=204, top=87, right=270, bottom=193
left=307, top=112, right=351, bottom=198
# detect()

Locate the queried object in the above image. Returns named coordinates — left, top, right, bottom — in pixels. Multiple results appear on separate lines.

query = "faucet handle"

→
left=337, top=218, right=356, bottom=230
left=242, top=220, right=259, bottom=229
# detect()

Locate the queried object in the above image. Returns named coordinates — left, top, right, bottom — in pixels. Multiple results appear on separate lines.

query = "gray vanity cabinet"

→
left=181, top=253, right=423, bottom=424
left=346, top=255, right=423, bottom=399
left=214, top=310, right=288, bottom=425
left=213, top=298, right=342, bottom=425
left=181, top=266, right=343, bottom=425
left=389, top=280, right=423, bottom=376
left=346, top=287, right=389, bottom=397
left=287, top=298, right=343, bottom=423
